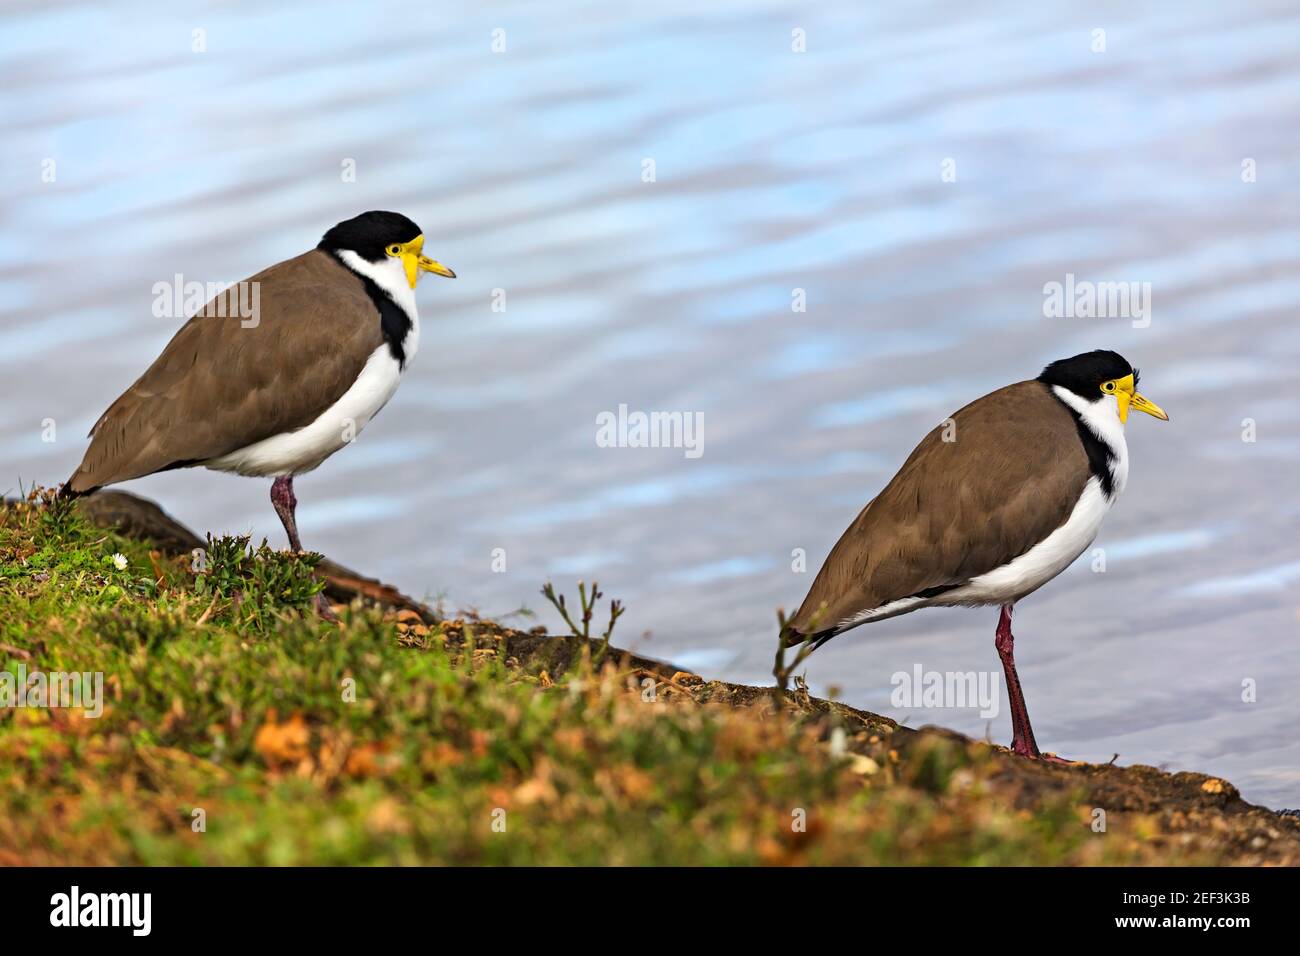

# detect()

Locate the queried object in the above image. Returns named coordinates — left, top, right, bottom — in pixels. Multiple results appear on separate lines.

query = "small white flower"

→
left=111, top=553, right=128, bottom=571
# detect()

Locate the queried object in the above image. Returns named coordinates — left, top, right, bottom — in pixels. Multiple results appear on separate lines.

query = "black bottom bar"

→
left=0, top=865, right=1290, bottom=941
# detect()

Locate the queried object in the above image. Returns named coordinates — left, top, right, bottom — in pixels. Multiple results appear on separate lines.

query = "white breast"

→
left=936, top=386, right=1129, bottom=607
left=204, top=253, right=418, bottom=478
left=936, top=476, right=1113, bottom=606
left=205, top=344, right=406, bottom=477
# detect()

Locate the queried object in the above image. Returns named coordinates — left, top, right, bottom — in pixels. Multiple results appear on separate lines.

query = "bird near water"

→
left=60, top=211, right=455, bottom=615
left=780, top=350, right=1168, bottom=760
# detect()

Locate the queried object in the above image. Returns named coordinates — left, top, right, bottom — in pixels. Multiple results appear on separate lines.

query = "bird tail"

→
left=778, top=623, right=805, bottom=649
left=56, top=470, right=97, bottom=500
left=777, top=621, right=839, bottom=658
left=779, top=599, right=840, bottom=653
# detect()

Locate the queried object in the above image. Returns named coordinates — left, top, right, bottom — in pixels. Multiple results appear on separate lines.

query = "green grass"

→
left=0, top=489, right=1216, bottom=865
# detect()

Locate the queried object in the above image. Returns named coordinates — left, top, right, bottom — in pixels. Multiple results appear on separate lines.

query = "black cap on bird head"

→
left=318, top=211, right=423, bottom=262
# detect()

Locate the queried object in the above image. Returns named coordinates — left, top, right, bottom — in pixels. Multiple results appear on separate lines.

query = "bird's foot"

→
left=314, top=591, right=339, bottom=623
left=1009, top=739, right=1079, bottom=765
left=1037, top=751, right=1081, bottom=765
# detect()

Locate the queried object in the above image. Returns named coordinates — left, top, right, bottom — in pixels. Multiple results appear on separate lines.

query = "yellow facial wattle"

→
left=385, top=234, right=456, bottom=287
left=1103, top=373, right=1168, bottom=423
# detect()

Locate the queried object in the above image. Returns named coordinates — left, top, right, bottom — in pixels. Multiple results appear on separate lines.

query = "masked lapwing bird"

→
left=60, top=211, right=455, bottom=612
left=781, top=350, right=1168, bottom=760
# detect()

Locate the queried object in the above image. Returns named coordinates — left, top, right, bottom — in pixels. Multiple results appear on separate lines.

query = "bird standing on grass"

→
left=780, top=350, right=1168, bottom=760
left=61, top=211, right=455, bottom=615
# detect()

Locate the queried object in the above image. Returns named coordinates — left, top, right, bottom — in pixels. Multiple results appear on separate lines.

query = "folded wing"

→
left=786, top=381, right=1089, bottom=643
left=66, top=251, right=383, bottom=494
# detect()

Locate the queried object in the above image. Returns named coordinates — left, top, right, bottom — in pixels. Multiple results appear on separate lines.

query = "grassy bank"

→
left=0, top=489, right=1294, bottom=865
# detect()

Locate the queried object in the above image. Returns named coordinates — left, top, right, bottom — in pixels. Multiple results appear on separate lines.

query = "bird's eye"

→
left=387, top=245, right=401, bottom=256
left=1102, top=381, right=1116, bottom=393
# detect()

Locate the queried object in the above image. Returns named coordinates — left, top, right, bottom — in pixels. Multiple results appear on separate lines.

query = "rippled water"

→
left=3, top=1, right=1299, bottom=806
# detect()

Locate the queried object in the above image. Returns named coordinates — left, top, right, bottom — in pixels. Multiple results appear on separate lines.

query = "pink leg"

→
left=270, top=476, right=335, bottom=621
left=995, top=606, right=1068, bottom=762
left=270, top=476, right=302, bottom=552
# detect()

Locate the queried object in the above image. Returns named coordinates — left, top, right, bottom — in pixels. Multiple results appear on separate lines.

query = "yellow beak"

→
left=391, top=234, right=456, bottom=288
left=1114, top=373, right=1168, bottom=423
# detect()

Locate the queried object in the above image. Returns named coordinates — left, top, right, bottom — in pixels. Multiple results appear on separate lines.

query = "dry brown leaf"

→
left=253, top=710, right=310, bottom=766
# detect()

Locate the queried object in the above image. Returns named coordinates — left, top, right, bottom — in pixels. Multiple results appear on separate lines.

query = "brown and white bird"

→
left=61, top=211, right=455, bottom=610
left=781, top=350, right=1168, bottom=760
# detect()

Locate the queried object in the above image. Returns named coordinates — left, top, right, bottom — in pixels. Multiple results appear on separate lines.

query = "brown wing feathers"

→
left=64, top=251, right=383, bottom=495
left=786, top=381, right=1089, bottom=643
